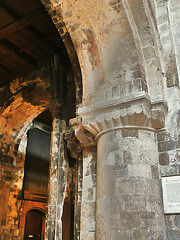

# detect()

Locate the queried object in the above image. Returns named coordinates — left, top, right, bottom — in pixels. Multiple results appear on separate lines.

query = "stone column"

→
left=64, top=126, right=83, bottom=240
left=68, top=119, right=97, bottom=240
left=80, top=146, right=97, bottom=240
left=46, top=100, right=67, bottom=240
left=78, top=94, right=168, bottom=240
left=96, top=127, right=165, bottom=239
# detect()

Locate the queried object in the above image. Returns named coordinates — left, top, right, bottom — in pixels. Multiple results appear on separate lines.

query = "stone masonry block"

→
left=160, top=165, right=179, bottom=176
left=81, top=202, right=96, bottom=218
left=158, top=140, right=175, bottom=152
left=111, top=230, right=130, bottom=240
left=115, top=179, right=135, bottom=195
left=159, top=152, right=169, bottom=165
left=128, top=164, right=151, bottom=178
left=120, top=212, right=139, bottom=229
left=148, top=179, right=161, bottom=197
left=123, top=150, right=133, bottom=164
left=111, top=195, right=126, bottom=213
left=131, top=229, right=149, bottom=240
left=110, top=163, right=127, bottom=176
left=157, top=132, right=171, bottom=142
left=80, top=230, right=95, bottom=240
left=125, top=195, right=146, bottom=211
left=135, top=179, right=149, bottom=195
left=80, top=217, right=95, bottom=231
left=139, top=211, right=156, bottom=229
left=122, top=129, right=139, bottom=138
left=156, top=213, right=166, bottom=231
left=151, top=165, right=159, bottom=179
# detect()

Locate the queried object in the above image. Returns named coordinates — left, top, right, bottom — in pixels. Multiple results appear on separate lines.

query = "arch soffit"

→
left=27, top=208, right=46, bottom=215
left=0, top=0, right=168, bottom=150
left=0, top=79, right=50, bottom=152
left=41, top=0, right=166, bottom=103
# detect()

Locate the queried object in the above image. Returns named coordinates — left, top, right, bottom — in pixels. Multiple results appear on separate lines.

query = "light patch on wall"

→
left=18, top=124, right=32, bottom=153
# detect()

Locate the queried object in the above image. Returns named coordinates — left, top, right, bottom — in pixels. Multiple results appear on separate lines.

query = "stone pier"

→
left=77, top=94, right=168, bottom=240
left=46, top=101, right=67, bottom=240
left=96, top=127, right=165, bottom=239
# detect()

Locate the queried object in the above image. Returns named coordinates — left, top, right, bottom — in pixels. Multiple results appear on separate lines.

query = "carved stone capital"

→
left=77, top=93, right=168, bottom=137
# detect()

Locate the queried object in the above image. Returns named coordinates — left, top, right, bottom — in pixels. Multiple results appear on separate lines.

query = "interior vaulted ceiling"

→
left=0, top=0, right=65, bottom=86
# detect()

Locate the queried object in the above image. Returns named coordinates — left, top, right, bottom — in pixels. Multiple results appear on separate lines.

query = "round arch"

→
left=23, top=208, right=46, bottom=240
left=40, top=0, right=166, bottom=109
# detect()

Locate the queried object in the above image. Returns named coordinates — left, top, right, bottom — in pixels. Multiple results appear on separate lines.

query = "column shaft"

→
left=80, top=146, right=97, bottom=240
left=96, top=128, right=165, bottom=239
left=46, top=118, right=67, bottom=240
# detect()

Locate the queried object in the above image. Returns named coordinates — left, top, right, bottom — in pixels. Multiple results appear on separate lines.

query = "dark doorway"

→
left=22, top=127, right=51, bottom=202
left=62, top=200, right=74, bottom=240
left=24, top=209, right=45, bottom=240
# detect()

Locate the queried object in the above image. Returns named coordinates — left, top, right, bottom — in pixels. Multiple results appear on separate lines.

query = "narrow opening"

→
left=24, top=209, right=45, bottom=240
left=62, top=200, right=74, bottom=240
left=22, top=127, right=51, bottom=202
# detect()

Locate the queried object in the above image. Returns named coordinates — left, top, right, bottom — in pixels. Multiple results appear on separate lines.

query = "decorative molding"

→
left=96, top=126, right=163, bottom=141
left=76, top=93, right=168, bottom=138
left=66, top=94, right=168, bottom=151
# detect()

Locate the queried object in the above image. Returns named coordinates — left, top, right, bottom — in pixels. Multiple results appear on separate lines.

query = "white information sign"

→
left=161, top=175, right=180, bottom=214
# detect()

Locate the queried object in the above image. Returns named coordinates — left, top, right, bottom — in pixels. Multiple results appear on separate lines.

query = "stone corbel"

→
left=69, top=117, right=96, bottom=146
left=151, top=100, right=168, bottom=129
left=64, top=117, right=96, bottom=159
left=64, top=126, right=82, bottom=159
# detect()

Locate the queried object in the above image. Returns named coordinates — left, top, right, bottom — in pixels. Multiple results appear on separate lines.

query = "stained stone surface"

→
left=96, top=129, right=165, bottom=239
left=0, top=0, right=180, bottom=239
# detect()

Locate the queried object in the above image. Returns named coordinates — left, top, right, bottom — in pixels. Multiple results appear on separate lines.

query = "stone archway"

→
left=0, top=1, right=81, bottom=239
left=38, top=1, right=170, bottom=240
left=23, top=209, right=45, bottom=240
left=0, top=1, right=179, bottom=239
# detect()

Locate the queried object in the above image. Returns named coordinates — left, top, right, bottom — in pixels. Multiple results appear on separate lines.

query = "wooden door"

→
left=24, top=210, right=44, bottom=240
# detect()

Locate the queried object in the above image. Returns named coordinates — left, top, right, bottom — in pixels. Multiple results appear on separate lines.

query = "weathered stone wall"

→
left=0, top=152, right=25, bottom=239
left=80, top=146, right=97, bottom=240
left=96, top=128, right=165, bottom=239
left=56, top=0, right=178, bottom=238
left=74, top=155, right=83, bottom=240
left=147, top=1, right=180, bottom=238
left=0, top=67, right=51, bottom=155
left=0, top=0, right=180, bottom=239
left=0, top=67, right=51, bottom=239
left=46, top=119, right=67, bottom=240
